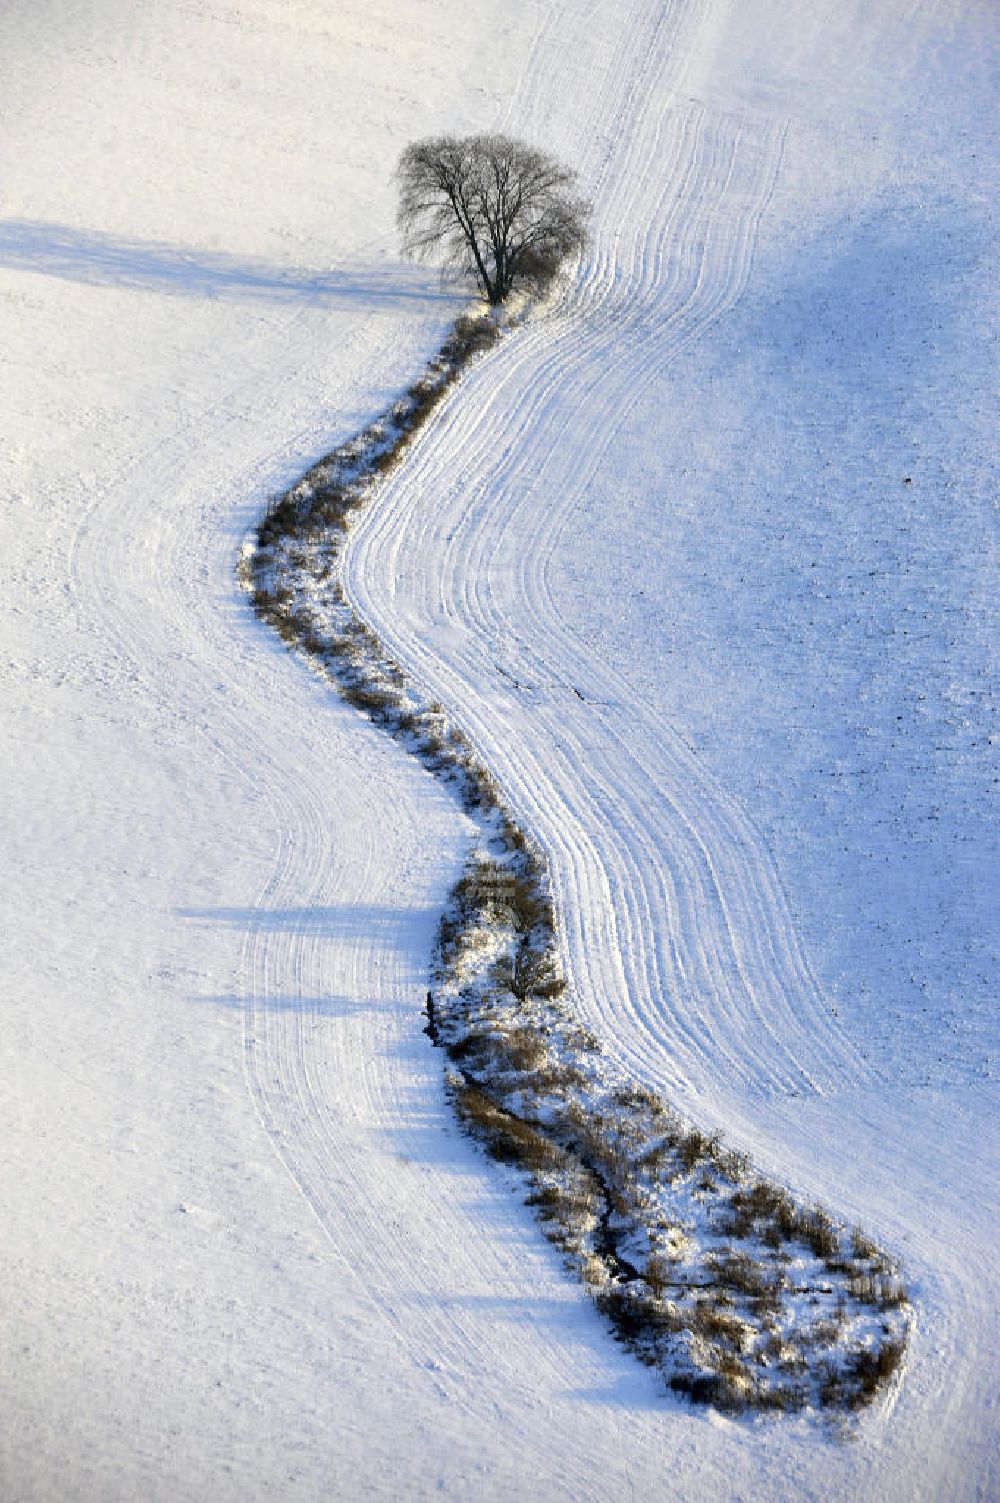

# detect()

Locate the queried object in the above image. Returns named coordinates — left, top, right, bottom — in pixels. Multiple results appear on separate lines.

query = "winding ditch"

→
left=240, top=307, right=910, bottom=1417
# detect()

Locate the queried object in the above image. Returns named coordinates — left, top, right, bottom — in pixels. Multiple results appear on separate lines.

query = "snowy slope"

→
left=346, top=0, right=999, bottom=1495
left=1, top=1, right=996, bottom=1500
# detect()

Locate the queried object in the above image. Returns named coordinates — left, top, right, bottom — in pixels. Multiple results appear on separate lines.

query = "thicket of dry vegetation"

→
left=241, top=309, right=909, bottom=1417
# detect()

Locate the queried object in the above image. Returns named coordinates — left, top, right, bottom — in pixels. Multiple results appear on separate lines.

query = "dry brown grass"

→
left=495, top=1025, right=549, bottom=1075
left=706, top=1248, right=783, bottom=1302
left=678, top=1129, right=720, bottom=1173
left=820, top=1339, right=906, bottom=1409
left=848, top=1273, right=909, bottom=1309
left=339, top=680, right=400, bottom=721
left=451, top=1079, right=561, bottom=1174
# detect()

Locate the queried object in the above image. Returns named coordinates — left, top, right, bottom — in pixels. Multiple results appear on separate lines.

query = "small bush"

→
left=595, top=1284, right=678, bottom=1346
left=452, top=1080, right=560, bottom=1173
left=849, top=1274, right=909, bottom=1309
left=800, top=1206, right=840, bottom=1261
left=495, top=1025, right=548, bottom=1075
left=512, top=945, right=565, bottom=1002
left=690, top=1296, right=748, bottom=1349
left=679, top=1129, right=718, bottom=1173
left=820, top=1338, right=905, bottom=1409
left=706, top=1248, right=780, bottom=1301
left=340, top=681, right=400, bottom=720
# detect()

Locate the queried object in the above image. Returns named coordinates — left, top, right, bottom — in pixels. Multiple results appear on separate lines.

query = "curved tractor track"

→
left=346, top=5, right=864, bottom=1116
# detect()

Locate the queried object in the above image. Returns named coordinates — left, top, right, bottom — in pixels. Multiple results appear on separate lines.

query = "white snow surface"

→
left=1, top=1, right=996, bottom=1500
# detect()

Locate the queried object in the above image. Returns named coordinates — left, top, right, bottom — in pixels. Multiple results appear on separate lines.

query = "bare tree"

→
left=396, top=134, right=588, bottom=306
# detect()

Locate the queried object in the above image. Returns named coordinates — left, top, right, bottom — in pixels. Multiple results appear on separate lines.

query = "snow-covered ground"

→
left=1, top=1, right=996, bottom=1500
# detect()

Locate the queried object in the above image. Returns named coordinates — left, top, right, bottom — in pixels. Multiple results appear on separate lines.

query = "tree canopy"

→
left=396, top=133, right=588, bottom=306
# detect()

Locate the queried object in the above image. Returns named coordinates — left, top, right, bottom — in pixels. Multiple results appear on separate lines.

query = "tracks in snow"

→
left=346, top=0, right=872, bottom=1117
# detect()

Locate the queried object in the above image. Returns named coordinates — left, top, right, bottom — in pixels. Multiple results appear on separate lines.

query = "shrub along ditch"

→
left=240, top=307, right=909, bottom=1418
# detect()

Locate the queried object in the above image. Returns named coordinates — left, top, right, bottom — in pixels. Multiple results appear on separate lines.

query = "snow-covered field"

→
left=1, top=1, right=996, bottom=1499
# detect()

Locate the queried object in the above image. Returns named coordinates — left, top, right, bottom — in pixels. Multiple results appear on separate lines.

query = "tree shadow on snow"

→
left=179, top=902, right=437, bottom=935
left=0, top=217, right=459, bottom=310
left=192, top=992, right=393, bottom=1017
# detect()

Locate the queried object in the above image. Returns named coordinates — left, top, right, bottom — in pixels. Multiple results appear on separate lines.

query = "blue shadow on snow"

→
left=0, top=217, right=458, bottom=309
